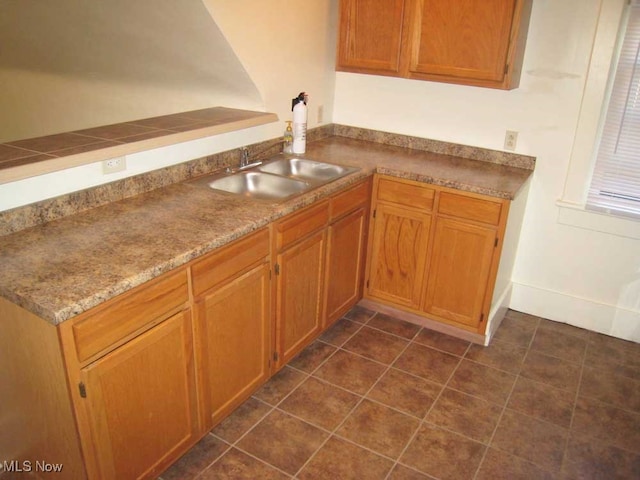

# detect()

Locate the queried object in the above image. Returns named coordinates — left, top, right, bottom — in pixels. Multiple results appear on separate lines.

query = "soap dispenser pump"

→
left=292, top=92, right=308, bottom=154
left=283, top=121, right=293, bottom=154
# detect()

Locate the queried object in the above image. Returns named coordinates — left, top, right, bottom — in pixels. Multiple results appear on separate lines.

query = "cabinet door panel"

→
left=325, top=208, right=367, bottom=325
left=196, top=263, right=271, bottom=428
left=366, top=203, right=431, bottom=308
left=276, top=231, right=326, bottom=366
left=424, top=218, right=496, bottom=327
left=82, top=310, right=197, bottom=480
left=407, top=0, right=516, bottom=82
left=337, top=0, right=406, bottom=74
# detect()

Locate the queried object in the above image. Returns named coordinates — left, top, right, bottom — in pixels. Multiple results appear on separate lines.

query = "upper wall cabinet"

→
left=337, top=0, right=407, bottom=75
left=336, top=0, right=532, bottom=90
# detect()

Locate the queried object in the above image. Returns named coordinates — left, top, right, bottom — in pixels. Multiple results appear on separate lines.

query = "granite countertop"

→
left=0, top=136, right=533, bottom=325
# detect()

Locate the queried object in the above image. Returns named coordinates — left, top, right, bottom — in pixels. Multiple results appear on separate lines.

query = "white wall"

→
left=0, top=0, right=264, bottom=143
left=333, top=0, right=640, bottom=341
left=203, top=0, right=338, bottom=139
left=0, top=0, right=338, bottom=212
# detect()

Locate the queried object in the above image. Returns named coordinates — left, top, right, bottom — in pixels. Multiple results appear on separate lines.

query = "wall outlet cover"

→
left=102, top=156, right=126, bottom=174
left=504, top=130, right=518, bottom=151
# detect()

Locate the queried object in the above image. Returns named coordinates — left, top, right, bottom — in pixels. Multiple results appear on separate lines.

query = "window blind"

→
left=587, top=1, right=640, bottom=219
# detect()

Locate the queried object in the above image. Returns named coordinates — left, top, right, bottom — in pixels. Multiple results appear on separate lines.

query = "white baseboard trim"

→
left=486, top=283, right=513, bottom=345
left=510, top=282, right=640, bottom=343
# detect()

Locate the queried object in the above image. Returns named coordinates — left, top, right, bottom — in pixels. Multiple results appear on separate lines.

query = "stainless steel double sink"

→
left=191, top=156, right=358, bottom=201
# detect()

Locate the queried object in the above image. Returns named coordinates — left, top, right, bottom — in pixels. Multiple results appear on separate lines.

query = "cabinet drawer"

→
left=438, top=192, right=502, bottom=226
left=192, top=228, right=269, bottom=297
left=330, top=180, right=370, bottom=221
left=73, top=269, right=188, bottom=363
left=275, top=200, right=330, bottom=250
left=377, top=177, right=435, bottom=211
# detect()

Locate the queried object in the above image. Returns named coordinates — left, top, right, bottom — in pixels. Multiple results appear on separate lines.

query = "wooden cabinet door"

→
left=324, top=207, right=367, bottom=326
left=366, top=203, right=431, bottom=309
left=337, top=0, right=407, bottom=74
left=405, top=0, right=517, bottom=84
left=196, top=262, right=271, bottom=428
left=423, top=218, right=497, bottom=328
left=275, top=230, right=326, bottom=367
left=81, top=310, right=198, bottom=480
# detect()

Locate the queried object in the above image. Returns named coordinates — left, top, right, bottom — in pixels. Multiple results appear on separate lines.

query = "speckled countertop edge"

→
left=0, top=170, right=369, bottom=325
left=0, top=133, right=534, bottom=325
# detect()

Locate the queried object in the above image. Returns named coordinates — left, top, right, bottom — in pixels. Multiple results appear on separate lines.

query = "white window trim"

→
left=558, top=0, right=640, bottom=238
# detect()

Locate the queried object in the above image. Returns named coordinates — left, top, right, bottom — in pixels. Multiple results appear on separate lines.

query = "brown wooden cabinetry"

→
left=366, top=177, right=433, bottom=309
left=337, top=0, right=532, bottom=89
left=324, top=180, right=371, bottom=326
left=80, top=311, right=197, bottom=480
left=367, top=203, right=431, bottom=309
left=423, top=192, right=507, bottom=328
left=365, top=175, right=509, bottom=333
left=192, top=228, right=271, bottom=429
left=1, top=177, right=371, bottom=479
left=337, top=0, right=407, bottom=75
left=273, top=201, right=329, bottom=368
left=423, top=218, right=498, bottom=327
left=59, top=270, right=198, bottom=480
left=273, top=179, right=371, bottom=367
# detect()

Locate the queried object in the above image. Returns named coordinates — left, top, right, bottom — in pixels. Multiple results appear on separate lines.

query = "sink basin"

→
left=258, top=158, right=356, bottom=183
left=191, top=156, right=358, bottom=202
left=195, top=171, right=309, bottom=200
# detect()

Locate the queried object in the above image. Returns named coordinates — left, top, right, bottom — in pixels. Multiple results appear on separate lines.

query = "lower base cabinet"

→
left=58, top=269, right=199, bottom=480
left=192, top=228, right=272, bottom=429
left=367, top=202, right=431, bottom=310
left=3, top=180, right=370, bottom=480
left=273, top=179, right=371, bottom=367
left=365, top=175, right=509, bottom=333
left=324, top=204, right=369, bottom=326
left=81, top=310, right=199, bottom=480
left=423, top=217, right=498, bottom=327
left=274, top=202, right=329, bottom=368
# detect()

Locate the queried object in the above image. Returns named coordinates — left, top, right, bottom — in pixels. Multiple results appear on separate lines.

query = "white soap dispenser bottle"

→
left=292, top=92, right=308, bottom=154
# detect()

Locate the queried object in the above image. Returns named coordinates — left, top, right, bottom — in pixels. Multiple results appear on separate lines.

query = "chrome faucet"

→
left=240, top=148, right=250, bottom=168
left=238, top=147, right=263, bottom=171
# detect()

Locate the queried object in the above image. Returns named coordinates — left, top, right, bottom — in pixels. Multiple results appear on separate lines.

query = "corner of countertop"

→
left=332, top=124, right=536, bottom=171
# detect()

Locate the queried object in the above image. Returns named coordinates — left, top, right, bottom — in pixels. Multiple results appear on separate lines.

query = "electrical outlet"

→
left=317, top=105, right=324, bottom=124
left=504, top=130, right=518, bottom=151
left=102, top=156, right=126, bottom=174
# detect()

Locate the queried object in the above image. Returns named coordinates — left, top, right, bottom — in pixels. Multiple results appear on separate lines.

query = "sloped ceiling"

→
left=0, top=0, right=263, bottom=142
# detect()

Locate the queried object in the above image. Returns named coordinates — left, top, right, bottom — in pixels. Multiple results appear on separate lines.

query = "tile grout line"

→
left=225, top=444, right=296, bottom=479
left=284, top=369, right=429, bottom=422
left=177, top=309, right=638, bottom=479
left=210, top=394, right=302, bottom=478
left=186, top=433, right=233, bottom=480
left=195, top=313, right=420, bottom=478
left=471, top=315, right=579, bottom=478
left=382, top=340, right=471, bottom=480
left=570, top=358, right=640, bottom=417
left=293, top=311, right=423, bottom=479
left=236, top=311, right=372, bottom=479
left=559, top=339, right=589, bottom=474
left=470, top=317, right=538, bottom=480
left=206, top=396, right=287, bottom=477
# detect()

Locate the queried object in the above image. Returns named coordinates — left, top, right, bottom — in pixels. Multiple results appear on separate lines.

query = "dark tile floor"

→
left=159, top=307, right=640, bottom=480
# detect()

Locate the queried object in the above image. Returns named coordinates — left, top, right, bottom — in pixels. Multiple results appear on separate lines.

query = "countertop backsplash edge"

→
left=333, top=124, right=536, bottom=170
left=0, top=123, right=533, bottom=236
